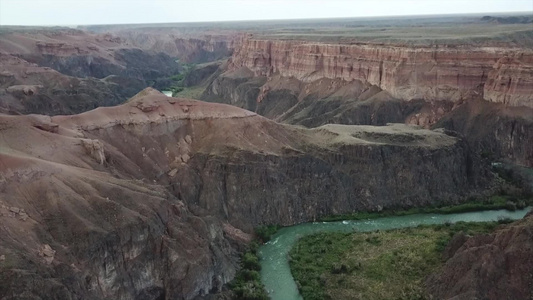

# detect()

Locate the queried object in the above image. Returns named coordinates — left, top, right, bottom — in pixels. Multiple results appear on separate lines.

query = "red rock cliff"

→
left=229, top=37, right=533, bottom=108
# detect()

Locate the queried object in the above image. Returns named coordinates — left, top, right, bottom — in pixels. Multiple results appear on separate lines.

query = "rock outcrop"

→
left=200, top=36, right=533, bottom=167
left=483, top=54, right=533, bottom=107
left=0, top=28, right=179, bottom=81
left=434, top=99, right=533, bottom=167
left=228, top=37, right=533, bottom=107
left=0, top=89, right=491, bottom=299
left=0, top=52, right=134, bottom=115
left=426, top=211, right=533, bottom=300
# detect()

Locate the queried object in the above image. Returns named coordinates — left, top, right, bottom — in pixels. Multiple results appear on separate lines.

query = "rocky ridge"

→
left=0, top=51, right=135, bottom=115
left=0, top=29, right=179, bottom=115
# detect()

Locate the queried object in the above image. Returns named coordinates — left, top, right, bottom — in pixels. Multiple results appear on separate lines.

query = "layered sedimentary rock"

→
left=0, top=89, right=490, bottom=299
left=228, top=37, right=533, bottom=107
left=426, top=211, right=533, bottom=300
left=202, top=66, right=455, bottom=129
left=484, top=54, right=533, bottom=107
left=201, top=36, right=533, bottom=167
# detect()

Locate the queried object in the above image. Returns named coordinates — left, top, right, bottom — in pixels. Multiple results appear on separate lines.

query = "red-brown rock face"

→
left=0, top=88, right=492, bottom=299
left=484, top=54, right=533, bottom=107
left=426, top=212, right=533, bottom=300
left=229, top=37, right=533, bottom=107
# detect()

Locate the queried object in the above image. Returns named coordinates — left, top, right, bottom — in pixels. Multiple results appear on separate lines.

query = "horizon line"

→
left=0, top=11, right=531, bottom=27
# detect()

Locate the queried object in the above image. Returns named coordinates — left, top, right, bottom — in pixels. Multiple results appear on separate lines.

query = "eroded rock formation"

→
left=81, top=25, right=237, bottom=63
left=0, top=29, right=179, bottom=115
left=426, top=211, right=533, bottom=300
left=0, top=89, right=491, bottom=299
left=0, top=52, right=133, bottom=115
left=200, top=36, right=533, bottom=167
left=228, top=37, right=533, bottom=107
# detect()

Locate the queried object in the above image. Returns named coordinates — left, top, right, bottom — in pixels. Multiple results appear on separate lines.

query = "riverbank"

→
left=229, top=198, right=531, bottom=299
left=258, top=208, right=531, bottom=300
left=319, top=194, right=532, bottom=222
left=228, top=225, right=281, bottom=299
left=289, top=221, right=506, bottom=300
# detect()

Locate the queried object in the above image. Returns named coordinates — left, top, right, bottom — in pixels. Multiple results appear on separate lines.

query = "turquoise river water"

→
left=258, top=207, right=532, bottom=300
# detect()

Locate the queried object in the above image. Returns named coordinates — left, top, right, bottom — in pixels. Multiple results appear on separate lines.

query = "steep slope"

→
left=426, top=211, right=533, bottom=300
left=200, top=35, right=533, bottom=167
left=0, top=52, right=137, bottom=115
left=0, top=28, right=179, bottom=81
left=0, top=28, right=180, bottom=115
left=0, top=89, right=491, bottom=299
left=434, top=99, right=533, bottom=166
left=228, top=37, right=533, bottom=107
left=81, top=23, right=238, bottom=63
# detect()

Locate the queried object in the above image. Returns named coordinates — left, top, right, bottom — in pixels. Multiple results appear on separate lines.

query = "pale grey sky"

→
left=0, top=0, right=532, bottom=26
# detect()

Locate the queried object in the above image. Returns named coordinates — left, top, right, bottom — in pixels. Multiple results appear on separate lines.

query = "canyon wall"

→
left=0, top=89, right=492, bottom=299
left=228, top=37, right=533, bottom=108
left=0, top=29, right=180, bottom=82
left=0, top=52, right=138, bottom=115
left=0, top=29, right=180, bottom=114
left=200, top=37, right=533, bottom=166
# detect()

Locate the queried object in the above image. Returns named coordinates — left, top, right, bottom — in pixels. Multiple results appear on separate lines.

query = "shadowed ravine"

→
left=258, top=208, right=532, bottom=300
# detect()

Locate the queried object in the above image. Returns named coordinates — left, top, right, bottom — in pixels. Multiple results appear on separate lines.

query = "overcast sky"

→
left=0, top=0, right=532, bottom=26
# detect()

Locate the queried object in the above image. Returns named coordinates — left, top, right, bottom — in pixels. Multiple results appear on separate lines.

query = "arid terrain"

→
left=0, top=13, right=532, bottom=300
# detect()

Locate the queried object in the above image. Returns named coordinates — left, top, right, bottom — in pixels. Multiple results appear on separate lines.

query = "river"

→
left=258, top=208, right=532, bottom=300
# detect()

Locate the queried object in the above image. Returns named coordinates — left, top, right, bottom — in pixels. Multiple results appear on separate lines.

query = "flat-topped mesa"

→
left=228, top=38, right=533, bottom=107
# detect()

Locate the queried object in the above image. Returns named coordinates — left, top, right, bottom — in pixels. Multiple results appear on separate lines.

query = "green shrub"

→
left=255, top=225, right=280, bottom=243
left=228, top=226, right=275, bottom=300
left=497, top=216, right=513, bottom=224
left=231, top=281, right=268, bottom=300
left=365, top=236, right=382, bottom=245
left=229, top=248, right=268, bottom=300
left=242, top=252, right=261, bottom=271
left=169, top=74, right=184, bottom=81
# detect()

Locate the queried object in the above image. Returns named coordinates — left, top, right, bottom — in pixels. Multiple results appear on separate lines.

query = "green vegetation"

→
left=165, top=63, right=197, bottom=97
left=168, top=86, right=184, bottom=95
left=171, top=85, right=206, bottom=99
left=229, top=241, right=268, bottom=300
left=289, top=222, right=501, bottom=300
left=229, top=225, right=280, bottom=300
left=169, top=73, right=185, bottom=82
left=255, top=224, right=281, bottom=243
left=320, top=194, right=532, bottom=222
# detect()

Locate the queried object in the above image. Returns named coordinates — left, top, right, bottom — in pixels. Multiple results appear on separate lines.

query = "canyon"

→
left=0, top=28, right=179, bottom=115
left=0, top=88, right=490, bottom=299
left=201, top=34, right=533, bottom=166
left=1, top=14, right=532, bottom=300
